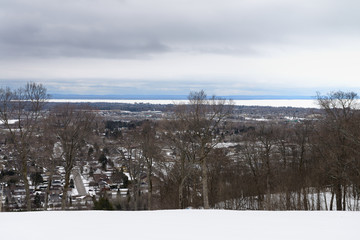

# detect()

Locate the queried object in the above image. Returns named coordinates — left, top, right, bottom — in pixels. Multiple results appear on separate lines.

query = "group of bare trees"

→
left=314, top=91, right=360, bottom=210
left=0, top=83, right=97, bottom=211
left=0, top=83, right=48, bottom=210
left=2, top=83, right=360, bottom=211
left=155, top=91, right=360, bottom=210
left=160, top=90, right=233, bottom=209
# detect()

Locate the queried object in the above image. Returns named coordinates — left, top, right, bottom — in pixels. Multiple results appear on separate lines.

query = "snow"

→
left=70, top=187, right=78, bottom=196
left=123, top=172, right=132, bottom=181
left=0, top=210, right=358, bottom=240
left=215, top=142, right=239, bottom=148
left=0, top=119, right=18, bottom=125
left=245, top=117, right=271, bottom=121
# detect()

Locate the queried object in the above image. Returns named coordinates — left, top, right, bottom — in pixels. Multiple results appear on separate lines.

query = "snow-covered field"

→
left=0, top=210, right=358, bottom=240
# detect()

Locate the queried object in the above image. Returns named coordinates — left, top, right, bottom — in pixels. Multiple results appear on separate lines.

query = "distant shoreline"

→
left=50, top=94, right=314, bottom=101
left=48, top=99, right=319, bottom=108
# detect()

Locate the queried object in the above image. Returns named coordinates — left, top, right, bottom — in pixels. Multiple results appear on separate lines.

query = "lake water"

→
left=49, top=99, right=319, bottom=108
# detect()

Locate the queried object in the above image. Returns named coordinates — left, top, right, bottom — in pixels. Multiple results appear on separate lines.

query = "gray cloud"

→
left=1, top=0, right=360, bottom=97
left=1, top=0, right=360, bottom=59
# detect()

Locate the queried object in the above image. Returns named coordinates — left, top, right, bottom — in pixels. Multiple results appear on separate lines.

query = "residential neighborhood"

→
left=0, top=96, right=321, bottom=211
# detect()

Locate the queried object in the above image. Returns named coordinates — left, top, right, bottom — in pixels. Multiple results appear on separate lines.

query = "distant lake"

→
left=49, top=99, right=319, bottom=108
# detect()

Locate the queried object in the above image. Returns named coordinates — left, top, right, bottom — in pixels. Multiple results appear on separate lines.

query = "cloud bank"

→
left=1, top=0, right=360, bottom=95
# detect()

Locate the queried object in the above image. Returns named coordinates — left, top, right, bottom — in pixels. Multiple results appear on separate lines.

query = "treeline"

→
left=1, top=83, right=360, bottom=211
left=45, top=102, right=174, bottom=112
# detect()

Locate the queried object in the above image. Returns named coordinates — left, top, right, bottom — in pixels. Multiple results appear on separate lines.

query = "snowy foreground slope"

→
left=0, top=210, right=359, bottom=240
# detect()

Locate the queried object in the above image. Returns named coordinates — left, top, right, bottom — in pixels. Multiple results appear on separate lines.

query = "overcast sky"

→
left=1, top=0, right=360, bottom=96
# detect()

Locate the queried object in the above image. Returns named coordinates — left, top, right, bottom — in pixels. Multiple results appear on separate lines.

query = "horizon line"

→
left=50, top=94, right=315, bottom=100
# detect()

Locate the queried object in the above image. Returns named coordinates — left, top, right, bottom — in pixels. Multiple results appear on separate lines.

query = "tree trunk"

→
left=44, top=173, right=53, bottom=210
left=265, top=147, right=272, bottom=210
left=178, top=182, right=184, bottom=209
left=285, top=188, right=291, bottom=210
left=266, top=175, right=271, bottom=210
left=342, top=185, right=346, bottom=211
left=201, top=159, right=210, bottom=209
left=44, top=177, right=51, bottom=210
left=22, top=157, right=31, bottom=211
left=178, top=177, right=186, bottom=209
left=303, top=187, right=308, bottom=210
left=136, top=172, right=141, bottom=210
left=323, top=191, right=328, bottom=210
left=132, top=184, right=137, bottom=210
left=297, top=190, right=301, bottom=210
left=147, top=164, right=152, bottom=210
left=62, top=170, right=71, bottom=210
left=316, top=188, right=321, bottom=210
left=257, top=194, right=264, bottom=210
left=330, top=190, right=335, bottom=210
left=335, top=183, right=342, bottom=210
left=178, top=153, right=187, bottom=209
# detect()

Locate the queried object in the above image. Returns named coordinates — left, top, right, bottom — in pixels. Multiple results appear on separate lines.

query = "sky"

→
left=1, top=0, right=360, bottom=96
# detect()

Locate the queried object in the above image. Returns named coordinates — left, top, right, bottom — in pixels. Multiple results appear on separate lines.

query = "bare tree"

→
left=291, top=122, right=314, bottom=210
left=118, top=127, right=145, bottom=210
left=174, top=90, right=233, bottom=209
left=0, top=83, right=48, bottom=210
left=138, top=121, right=161, bottom=210
left=241, top=130, right=265, bottom=209
left=36, top=118, right=62, bottom=210
left=316, top=91, right=359, bottom=210
left=256, top=123, right=277, bottom=209
left=161, top=118, right=196, bottom=209
left=49, top=104, right=96, bottom=210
